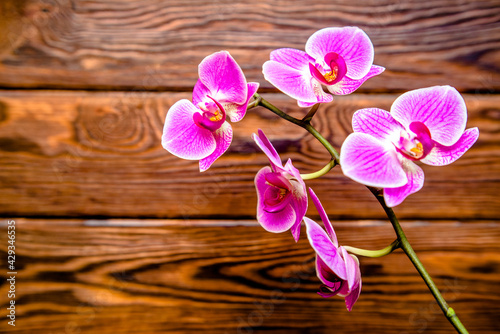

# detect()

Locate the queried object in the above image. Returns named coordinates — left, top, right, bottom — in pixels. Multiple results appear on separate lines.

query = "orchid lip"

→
left=309, top=52, right=347, bottom=86
left=263, top=172, right=293, bottom=213
left=193, top=95, right=226, bottom=132
left=395, top=121, right=435, bottom=161
left=318, top=280, right=344, bottom=297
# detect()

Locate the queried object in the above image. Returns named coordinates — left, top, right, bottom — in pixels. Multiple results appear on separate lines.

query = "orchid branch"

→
left=255, top=93, right=469, bottom=334
left=301, top=159, right=335, bottom=180
left=368, top=187, right=469, bottom=334
left=255, top=93, right=340, bottom=165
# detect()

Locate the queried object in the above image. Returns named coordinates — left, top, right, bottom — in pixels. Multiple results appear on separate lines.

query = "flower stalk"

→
left=343, top=239, right=400, bottom=258
left=255, top=93, right=340, bottom=165
left=256, top=93, right=469, bottom=334
left=369, top=186, right=469, bottom=334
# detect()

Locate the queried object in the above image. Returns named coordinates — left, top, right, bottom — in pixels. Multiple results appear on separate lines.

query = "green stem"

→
left=256, top=94, right=340, bottom=165
left=300, top=160, right=335, bottom=180
left=368, top=187, right=469, bottom=334
left=302, top=103, right=320, bottom=122
left=343, top=239, right=400, bottom=258
left=246, top=93, right=262, bottom=110
left=256, top=92, right=468, bottom=333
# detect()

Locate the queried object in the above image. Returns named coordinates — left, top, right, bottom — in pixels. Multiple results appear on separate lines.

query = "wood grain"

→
left=0, top=218, right=498, bottom=334
left=0, top=0, right=499, bottom=91
left=0, top=91, right=498, bottom=219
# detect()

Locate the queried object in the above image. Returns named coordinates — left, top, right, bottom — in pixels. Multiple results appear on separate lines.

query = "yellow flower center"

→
left=409, top=142, right=424, bottom=159
left=209, top=109, right=223, bottom=122
left=323, top=67, right=338, bottom=83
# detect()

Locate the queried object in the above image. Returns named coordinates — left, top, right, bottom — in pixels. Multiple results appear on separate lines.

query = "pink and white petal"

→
left=340, top=133, right=407, bottom=188
left=316, top=255, right=345, bottom=287
left=192, top=79, right=211, bottom=106
left=390, top=86, right=467, bottom=146
left=285, top=161, right=308, bottom=241
left=352, top=107, right=404, bottom=142
left=162, top=99, right=216, bottom=160
left=291, top=194, right=307, bottom=241
left=344, top=281, right=361, bottom=311
left=304, top=217, right=347, bottom=280
left=309, top=188, right=338, bottom=247
left=284, top=159, right=302, bottom=183
left=263, top=60, right=319, bottom=103
left=310, top=78, right=334, bottom=105
left=421, top=127, right=479, bottom=166
left=270, top=48, right=315, bottom=71
left=198, top=51, right=247, bottom=105
left=199, top=122, right=233, bottom=172
left=305, top=27, right=374, bottom=80
left=255, top=167, right=297, bottom=232
left=383, top=159, right=424, bottom=207
left=225, top=82, right=260, bottom=123
left=328, top=65, right=385, bottom=95
left=253, top=129, right=283, bottom=170
left=290, top=220, right=302, bottom=243
left=297, top=100, right=318, bottom=108
left=340, top=247, right=360, bottom=293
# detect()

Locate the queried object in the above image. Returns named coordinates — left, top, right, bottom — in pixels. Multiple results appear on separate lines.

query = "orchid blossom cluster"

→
left=162, top=26, right=477, bottom=332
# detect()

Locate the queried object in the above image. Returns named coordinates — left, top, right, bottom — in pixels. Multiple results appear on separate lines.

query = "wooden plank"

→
left=0, top=90, right=498, bottom=219
left=0, top=218, right=498, bottom=333
left=0, top=0, right=499, bottom=91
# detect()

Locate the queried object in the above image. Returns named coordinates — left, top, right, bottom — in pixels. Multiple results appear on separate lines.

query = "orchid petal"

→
left=304, top=217, right=347, bottom=280
left=198, top=51, right=247, bottom=105
left=328, top=65, right=385, bottom=95
left=199, top=121, right=233, bottom=172
left=421, top=127, right=479, bottom=166
left=391, top=86, right=467, bottom=146
left=341, top=248, right=362, bottom=311
left=340, top=133, right=407, bottom=188
left=316, top=255, right=345, bottom=288
left=383, top=160, right=424, bottom=207
left=341, top=247, right=358, bottom=292
left=305, top=27, right=374, bottom=80
left=284, top=159, right=308, bottom=242
left=290, top=220, right=301, bottom=243
left=162, top=99, right=216, bottom=160
left=352, top=107, right=404, bottom=142
left=270, top=48, right=315, bottom=71
left=253, top=129, right=283, bottom=170
left=225, top=82, right=260, bottom=123
left=308, top=188, right=338, bottom=247
left=297, top=100, right=318, bottom=108
left=192, top=79, right=211, bottom=106
left=263, top=60, right=332, bottom=104
left=255, top=167, right=297, bottom=233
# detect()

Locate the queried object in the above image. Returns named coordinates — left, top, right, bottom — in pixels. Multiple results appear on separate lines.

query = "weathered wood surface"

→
left=0, top=218, right=498, bottom=334
left=0, top=1, right=498, bottom=333
left=0, top=91, right=497, bottom=219
left=0, top=0, right=499, bottom=91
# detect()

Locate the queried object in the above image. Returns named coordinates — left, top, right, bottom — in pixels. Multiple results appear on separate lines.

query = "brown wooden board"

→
left=0, top=0, right=499, bottom=91
left=0, top=218, right=498, bottom=333
left=0, top=91, right=497, bottom=219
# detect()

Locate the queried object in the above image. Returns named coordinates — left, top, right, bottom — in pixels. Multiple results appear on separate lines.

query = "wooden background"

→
left=0, top=0, right=499, bottom=333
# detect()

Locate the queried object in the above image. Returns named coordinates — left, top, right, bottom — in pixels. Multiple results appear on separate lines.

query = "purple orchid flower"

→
left=253, top=129, right=307, bottom=242
left=162, top=51, right=259, bottom=171
left=262, top=27, right=384, bottom=107
left=305, top=188, right=362, bottom=311
left=340, top=86, right=479, bottom=207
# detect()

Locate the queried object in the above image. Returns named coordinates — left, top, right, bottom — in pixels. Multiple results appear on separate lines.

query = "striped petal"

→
left=162, top=99, right=216, bottom=160
left=340, top=133, right=407, bottom=188
left=391, top=86, right=467, bottom=146
left=306, top=27, right=374, bottom=80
